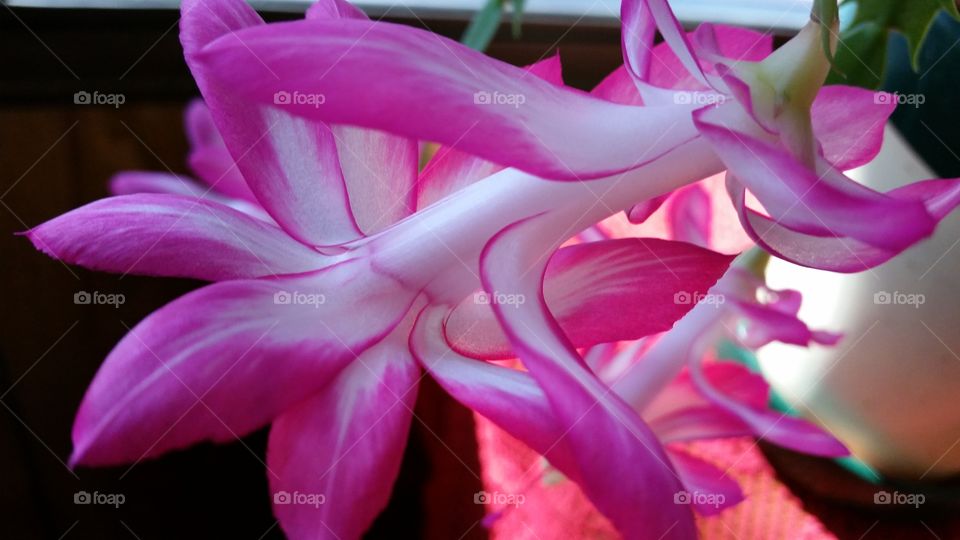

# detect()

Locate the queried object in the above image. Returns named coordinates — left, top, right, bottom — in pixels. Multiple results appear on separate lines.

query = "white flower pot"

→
left=758, top=127, right=960, bottom=480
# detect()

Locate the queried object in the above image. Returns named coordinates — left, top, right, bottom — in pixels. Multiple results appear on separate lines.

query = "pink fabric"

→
left=475, top=416, right=836, bottom=539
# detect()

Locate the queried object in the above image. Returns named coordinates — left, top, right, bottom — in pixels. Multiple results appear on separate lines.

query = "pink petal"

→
left=626, top=193, right=670, bottom=223
left=688, top=356, right=848, bottom=457
left=729, top=299, right=838, bottom=349
left=598, top=24, right=771, bottom=106
left=184, top=98, right=220, bottom=149
left=305, top=0, right=366, bottom=20
left=690, top=23, right=772, bottom=64
left=729, top=176, right=960, bottom=272
left=620, top=0, right=656, bottom=83
left=108, top=171, right=271, bottom=221
left=411, top=307, right=579, bottom=477
left=187, top=144, right=259, bottom=203
left=181, top=0, right=362, bottom=245
left=109, top=170, right=209, bottom=199
left=622, top=0, right=711, bottom=88
left=416, top=145, right=504, bottom=209
left=269, top=324, right=418, bottom=540
left=70, top=261, right=416, bottom=466
left=26, top=194, right=323, bottom=280
left=183, top=99, right=260, bottom=203
left=416, top=54, right=565, bottom=208
left=694, top=104, right=936, bottom=252
left=522, top=52, right=565, bottom=86
left=668, top=447, right=744, bottom=515
left=812, top=86, right=895, bottom=171
left=479, top=216, right=696, bottom=539
left=195, top=14, right=701, bottom=180
left=446, top=237, right=734, bottom=359
left=644, top=364, right=761, bottom=443
left=592, top=65, right=645, bottom=106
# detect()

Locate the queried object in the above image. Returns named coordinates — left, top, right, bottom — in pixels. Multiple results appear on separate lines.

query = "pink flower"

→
left=23, top=0, right=960, bottom=538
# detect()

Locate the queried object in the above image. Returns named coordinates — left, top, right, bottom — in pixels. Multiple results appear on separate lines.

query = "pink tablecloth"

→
left=475, top=415, right=835, bottom=539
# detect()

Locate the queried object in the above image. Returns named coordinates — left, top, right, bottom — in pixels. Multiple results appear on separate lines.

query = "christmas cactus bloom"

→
left=22, top=0, right=960, bottom=538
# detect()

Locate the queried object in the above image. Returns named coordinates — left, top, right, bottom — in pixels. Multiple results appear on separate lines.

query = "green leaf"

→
left=937, top=0, right=960, bottom=20
left=814, top=0, right=840, bottom=65
left=826, top=20, right=888, bottom=88
left=461, top=0, right=504, bottom=51
left=511, top=0, right=526, bottom=39
left=834, top=0, right=960, bottom=85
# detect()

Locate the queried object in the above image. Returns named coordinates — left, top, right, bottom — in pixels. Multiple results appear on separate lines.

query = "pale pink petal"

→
left=416, top=54, right=565, bottom=208
left=411, top=307, right=579, bottom=477
left=729, top=299, right=840, bottom=349
left=622, top=0, right=710, bottom=88
left=184, top=98, right=220, bottom=149
left=187, top=144, right=259, bottom=203
left=729, top=176, right=960, bottom=272
left=183, top=99, right=260, bottom=203
left=695, top=104, right=936, bottom=251
left=109, top=171, right=209, bottom=199
left=620, top=0, right=656, bottom=83
left=598, top=24, right=770, bottom=106
left=269, top=324, right=418, bottom=540
left=181, top=0, right=362, bottom=245
left=331, top=126, right=418, bottom=234
left=109, top=170, right=271, bottom=221
left=446, top=237, right=734, bottom=359
left=26, top=194, right=323, bottom=280
left=305, top=0, right=366, bottom=20
left=70, top=261, right=416, bottom=466
left=812, top=86, right=895, bottom=170
left=479, top=216, right=695, bottom=539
